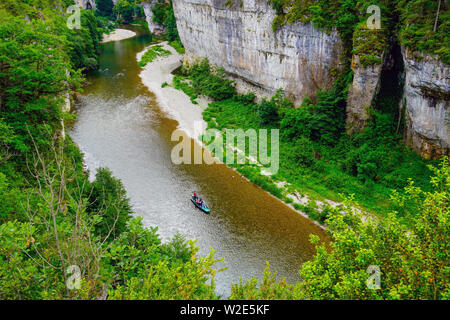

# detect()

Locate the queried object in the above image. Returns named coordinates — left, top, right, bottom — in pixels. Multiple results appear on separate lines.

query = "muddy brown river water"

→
left=70, top=26, right=329, bottom=297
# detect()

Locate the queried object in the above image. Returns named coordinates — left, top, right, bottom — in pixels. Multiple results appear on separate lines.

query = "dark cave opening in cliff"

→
left=372, top=41, right=406, bottom=135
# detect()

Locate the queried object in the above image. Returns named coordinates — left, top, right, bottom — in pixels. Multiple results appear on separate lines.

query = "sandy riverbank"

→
left=137, top=41, right=210, bottom=141
left=101, top=29, right=136, bottom=43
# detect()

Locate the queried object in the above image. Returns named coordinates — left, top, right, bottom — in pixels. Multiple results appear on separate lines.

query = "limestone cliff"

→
left=75, top=0, right=95, bottom=9
left=142, top=1, right=165, bottom=35
left=401, top=48, right=450, bottom=159
left=172, top=0, right=343, bottom=105
left=170, top=0, right=449, bottom=158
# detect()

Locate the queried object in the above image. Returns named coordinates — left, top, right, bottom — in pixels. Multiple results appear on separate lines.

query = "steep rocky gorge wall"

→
left=347, top=45, right=449, bottom=159
left=401, top=49, right=450, bottom=159
left=170, top=0, right=449, bottom=158
left=172, top=0, right=343, bottom=105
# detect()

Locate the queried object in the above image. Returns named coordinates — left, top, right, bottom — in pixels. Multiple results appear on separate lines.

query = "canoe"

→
left=191, top=198, right=211, bottom=213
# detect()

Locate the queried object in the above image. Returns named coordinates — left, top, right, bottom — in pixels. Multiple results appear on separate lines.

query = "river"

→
left=69, top=26, right=329, bottom=297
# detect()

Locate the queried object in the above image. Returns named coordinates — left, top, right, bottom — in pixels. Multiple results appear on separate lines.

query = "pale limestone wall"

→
left=172, top=0, right=343, bottom=105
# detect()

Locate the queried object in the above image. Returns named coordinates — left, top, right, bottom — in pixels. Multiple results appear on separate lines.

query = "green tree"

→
left=165, top=1, right=179, bottom=41
left=104, top=218, right=221, bottom=300
left=68, top=9, right=102, bottom=71
left=0, top=14, right=80, bottom=153
left=232, top=158, right=450, bottom=300
left=258, top=99, right=279, bottom=126
left=96, top=0, right=114, bottom=18
left=113, top=0, right=134, bottom=23
left=87, top=168, right=133, bottom=240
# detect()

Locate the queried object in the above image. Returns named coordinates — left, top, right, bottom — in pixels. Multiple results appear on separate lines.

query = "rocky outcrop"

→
left=171, top=0, right=449, bottom=158
left=172, top=0, right=343, bottom=105
left=75, top=0, right=96, bottom=10
left=142, top=1, right=165, bottom=34
left=346, top=54, right=384, bottom=133
left=402, top=48, right=450, bottom=159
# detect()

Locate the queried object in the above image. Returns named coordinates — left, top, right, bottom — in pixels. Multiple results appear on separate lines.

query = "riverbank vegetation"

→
left=0, top=0, right=219, bottom=299
left=95, top=0, right=145, bottom=25
left=231, top=158, right=449, bottom=299
left=148, top=0, right=185, bottom=53
left=1, top=0, right=448, bottom=301
left=172, top=59, right=434, bottom=225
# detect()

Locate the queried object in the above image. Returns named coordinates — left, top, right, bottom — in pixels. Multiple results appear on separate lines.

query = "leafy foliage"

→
left=86, top=168, right=133, bottom=240
left=0, top=0, right=222, bottom=300
left=231, top=158, right=449, bottom=300
left=151, top=0, right=180, bottom=41
left=69, top=9, right=103, bottom=71
left=138, top=45, right=172, bottom=67
left=180, top=59, right=236, bottom=101
left=398, top=0, right=449, bottom=63
left=113, top=0, right=135, bottom=23
left=269, top=0, right=449, bottom=63
left=300, top=158, right=449, bottom=300
left=106, top=222, right=220, bottom=300
left=0, top=14, right=79, bottom=153
left=169, top=40, right=185, bottom=54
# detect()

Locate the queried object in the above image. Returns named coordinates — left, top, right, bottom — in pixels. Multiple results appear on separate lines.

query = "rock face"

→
left=346, top=54, right=384, bottom=133
left=75, top=0, right=96, bottom=10
left=402, top=48, right=450, bottom=159
left=142, top=1, right=165, bottom=34
left=171, top=0, right=449, bottom=158
left=172, top=0, right=343, bottom=105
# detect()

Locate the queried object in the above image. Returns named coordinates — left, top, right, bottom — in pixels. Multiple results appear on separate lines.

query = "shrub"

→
left=184, top=59, right=236, bottom=101
left=139, top=45, right=172, bottom=67
left=284, top=136, right=316, bottom=166
left=169, top=40, right=185, bottom=54
left=258, top=99, right=279, bottom=126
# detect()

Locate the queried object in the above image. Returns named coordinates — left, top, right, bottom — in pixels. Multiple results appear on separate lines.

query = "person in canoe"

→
left=191, top=194, right=211, bottom=213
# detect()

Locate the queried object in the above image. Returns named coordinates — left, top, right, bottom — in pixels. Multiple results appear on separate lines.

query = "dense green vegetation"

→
left=95, top=0, right=146, bottom=25
left=169, top=40, right=185, bottom=54
left=150, top=0, right=180, bottom=41
left=269, top=0, right=449, bottom=63
left=173, top=59, right=434, bottom=222
left=96, top=0, right=114, bottom=18
left=138, top=44, right=172, bottom=67
left=231, top=158, right=449, bottom=299
left=1, top=0, right=448, bottom=301
left=148, top=0, right=185, bottom=54
left=0, top=0, right=218, bottom=299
